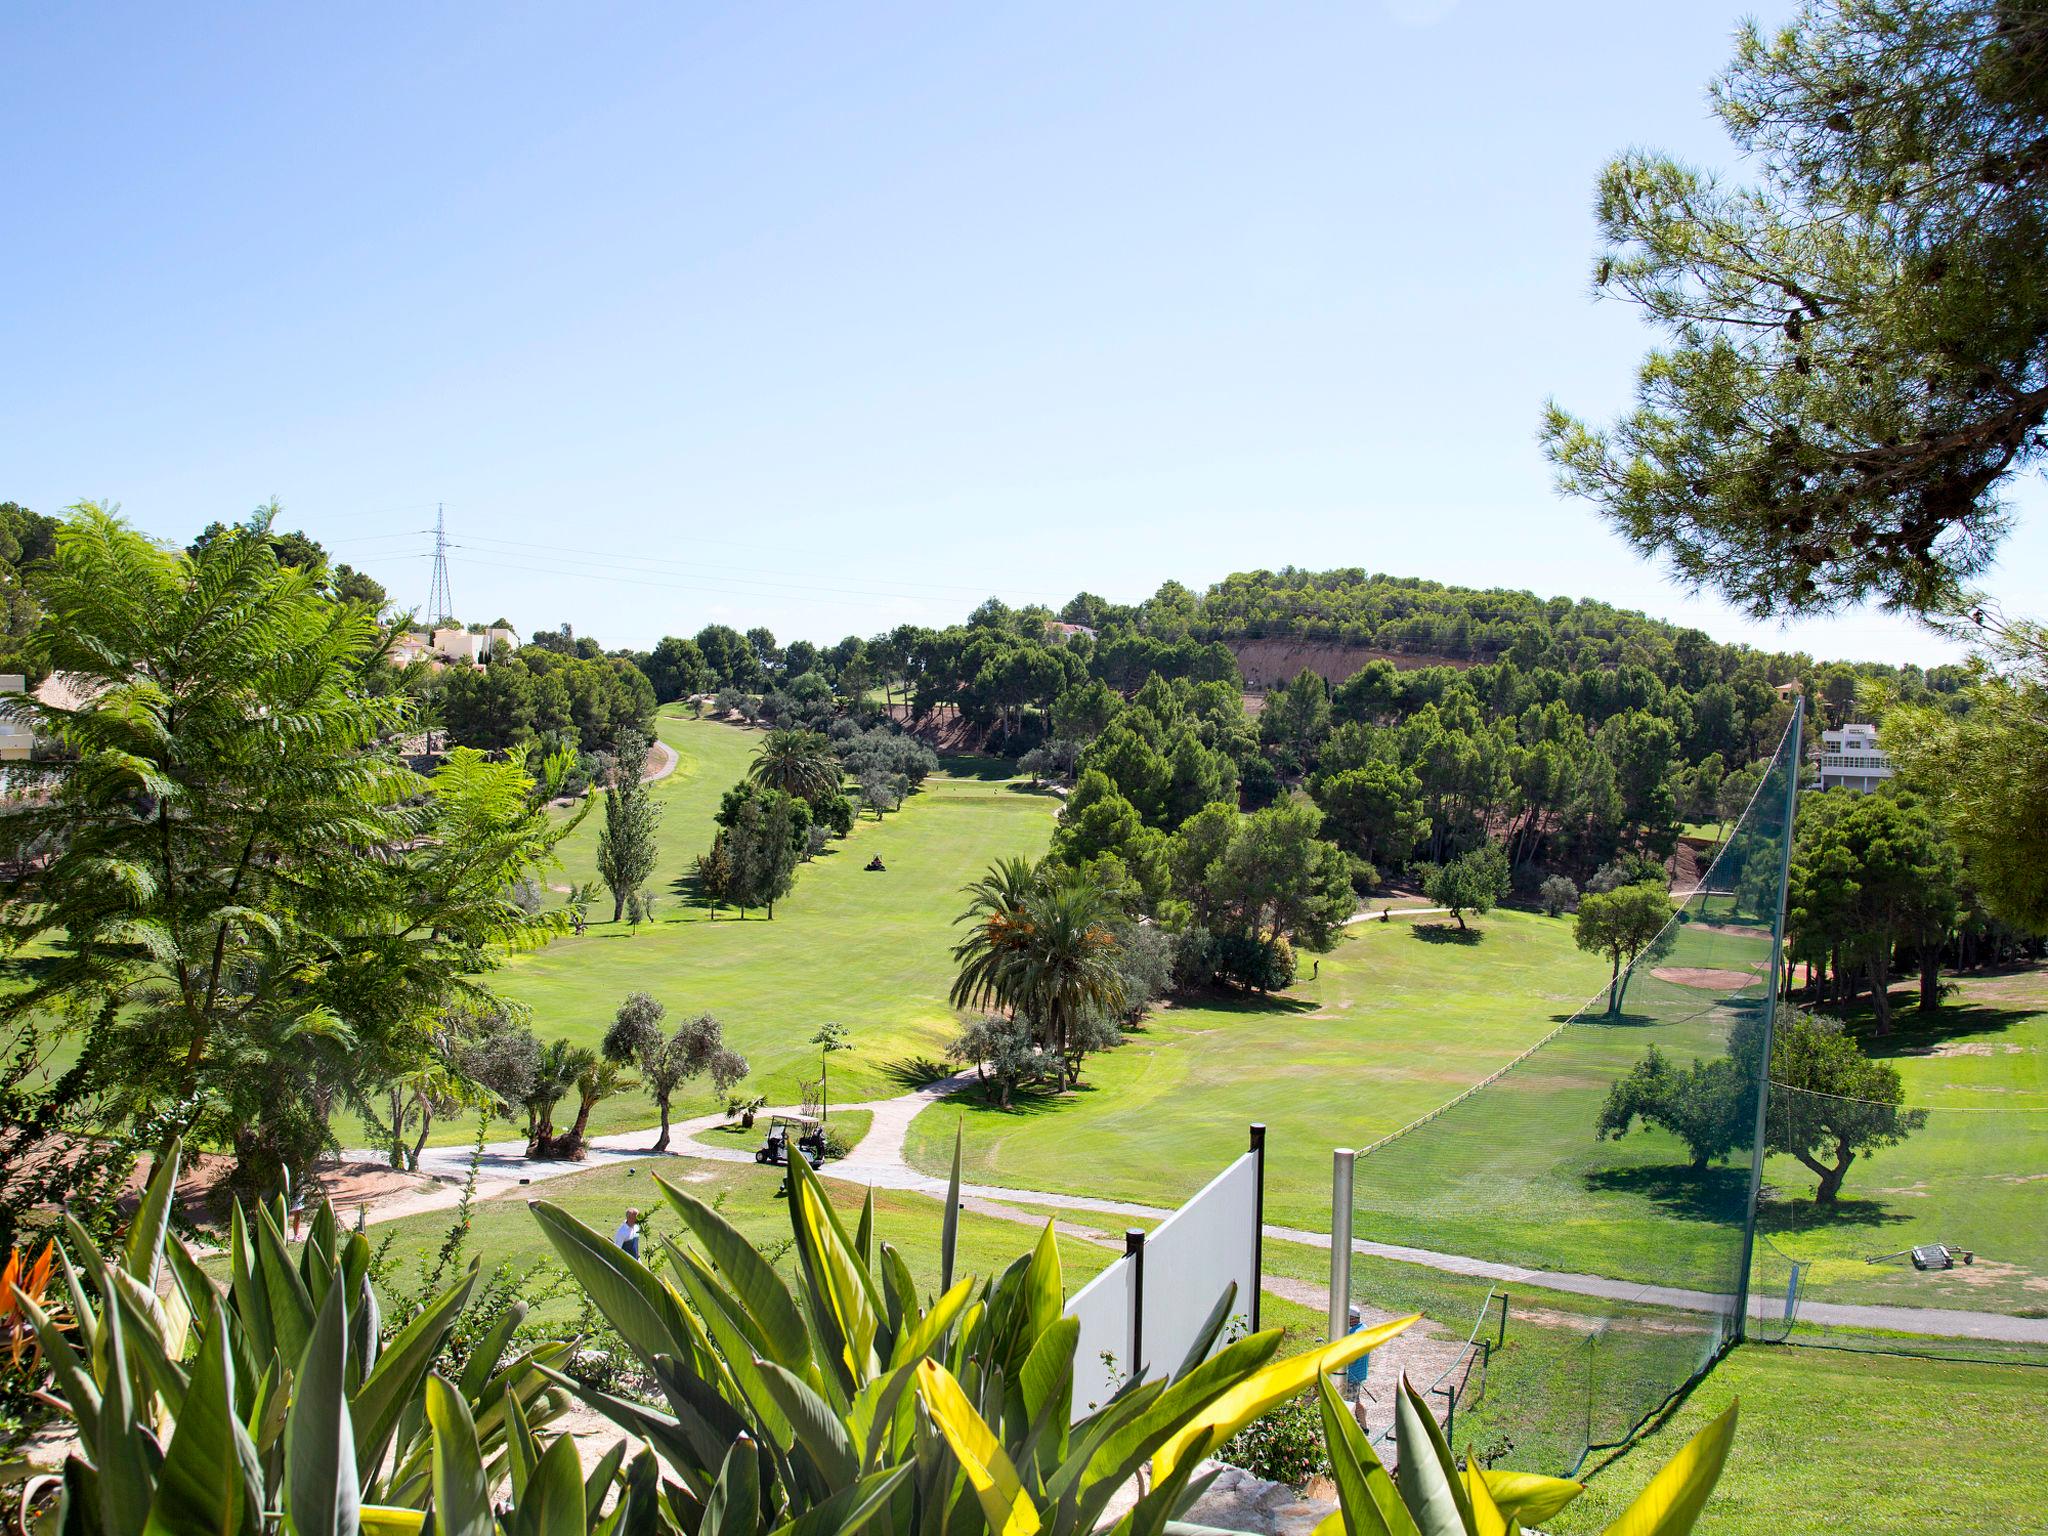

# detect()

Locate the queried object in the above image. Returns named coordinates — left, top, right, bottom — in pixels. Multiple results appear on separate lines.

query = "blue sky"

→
left=5, top=1, right=2041, bottom=664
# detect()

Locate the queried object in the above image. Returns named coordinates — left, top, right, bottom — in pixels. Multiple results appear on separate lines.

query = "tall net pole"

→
left=1734, top=692, right=1803, bottom=1340
left=424, top=503, right=454, bottom=626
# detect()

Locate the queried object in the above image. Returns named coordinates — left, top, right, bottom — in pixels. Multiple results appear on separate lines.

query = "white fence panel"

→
left=1065, top=1255, right=1134, bottom=1419
left=1140, top=1152, right=1258, bottom=1380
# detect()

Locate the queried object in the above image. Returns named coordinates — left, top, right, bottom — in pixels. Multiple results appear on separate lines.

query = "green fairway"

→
left=1755, top=967, right=2048, bottom=1314
left=399, top=719, right=1058, bottom=1146
left=1554, top=1345, right=2046, bottom=1535
left=901, top=909, right=1614, bottom=1233
left=545, top=705, right=758, bottom=916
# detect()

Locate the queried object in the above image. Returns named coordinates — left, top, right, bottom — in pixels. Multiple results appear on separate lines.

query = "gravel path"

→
left=348, top=1072, right=2048, bottom=1347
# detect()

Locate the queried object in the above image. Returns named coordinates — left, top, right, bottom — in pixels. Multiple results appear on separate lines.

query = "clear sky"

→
left=5, top=1, right=2042, bottom=664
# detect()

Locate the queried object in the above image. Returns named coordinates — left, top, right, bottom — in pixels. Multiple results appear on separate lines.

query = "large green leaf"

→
left=763, top=1464, right=910, bottom=1536
left=1316, top=1375, right=1418, bottom=1536
left=755, top=1360, right=859, bottom=1488
left=227, top=1204, right=275, bottom=1370
left=20, top=1292, right=100, bottom=1445
left=349, top=1267, right=477, bottom=1484
left=509, top=1434, right=587, bottom=1536
left=659, top=1179, right=810, bottom=1372
left=284, top=1271, right=361, bottom=1536
left=124, top=1137, right=182, bottom=1293
left=90, top=1284, right=160, bottom=1536
left=425, top=1375, right=494, bottom=1536
left=254, top=1204, right=317, bottom=1376
left=1393, top=1375, right=1474, bottom=1536
left=529, top=1201, right=699, bottom=1371
left=144, top=1299, right=264, bottom=1536
left=784, top=1154, right=881, bottom=1390
left=941, top=1121, right=963, bottom=1293
left=1482, top=1469, right=1584, bottom=1528
left=1599, top=1401, right=1738, bottom=1536
left=703, top=1438, right=762, bottom=1536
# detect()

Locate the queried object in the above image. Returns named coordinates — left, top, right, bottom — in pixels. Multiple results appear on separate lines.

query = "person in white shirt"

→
left=612, top=1208, right=641, bottom=1259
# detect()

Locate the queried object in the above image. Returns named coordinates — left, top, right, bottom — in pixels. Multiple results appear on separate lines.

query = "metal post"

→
left=1734, top=695, right=1802, bottom=1342
left=1125, top=1229, right=1147, bottom=1382
left=1328, top=1148, right=1355, bottom=1343
left=1248, top=1124, right=1266, bottom=1334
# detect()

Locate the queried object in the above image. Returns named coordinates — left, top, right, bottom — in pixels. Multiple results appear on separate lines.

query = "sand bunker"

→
left=1650, top=966, right=1762, bottom=990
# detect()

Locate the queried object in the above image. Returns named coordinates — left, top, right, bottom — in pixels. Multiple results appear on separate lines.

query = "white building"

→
left=0, top=675, right=31, bottom=761
left=431, top=626, right=520, bottom=665
left=1817, top=723, right=1894, bottom=794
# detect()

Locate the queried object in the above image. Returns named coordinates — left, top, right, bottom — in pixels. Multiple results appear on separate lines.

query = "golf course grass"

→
left=1552, top=1344, right=2042, bottom=1535
left=394, top=713, right=1058, bottom=1147
left=902, top=908, right=1615, bottom=1234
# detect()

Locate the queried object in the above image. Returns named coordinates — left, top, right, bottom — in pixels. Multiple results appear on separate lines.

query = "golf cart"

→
left=754, top=1114, right=827, bottom=1167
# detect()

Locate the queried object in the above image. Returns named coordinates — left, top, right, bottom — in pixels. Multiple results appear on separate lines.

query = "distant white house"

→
left=1817, top=723, right=1894, bottom=794
left=0, top=676, right=31, bottom=761
left=431, top=626, right=519, bottom=665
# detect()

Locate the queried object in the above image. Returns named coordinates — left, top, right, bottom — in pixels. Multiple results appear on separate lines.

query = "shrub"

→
left=1220, top=1391, right=1328, bottom=1487
left=1540, top=872, right=1579, bottom=916
left=1214, top=932, right=1296, bottom=992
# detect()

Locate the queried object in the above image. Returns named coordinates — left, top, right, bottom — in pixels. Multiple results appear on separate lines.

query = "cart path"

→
left=346, top=1071, right=2048, bottom=1348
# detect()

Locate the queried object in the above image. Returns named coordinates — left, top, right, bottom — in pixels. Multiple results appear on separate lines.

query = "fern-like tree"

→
left=596, top=728, right=661, bottom=921
left=602, top=993, right=750, bottom=1150
left=749, top=728, right=841, bottom=803
left=0, top=506, right=574, bottom=1204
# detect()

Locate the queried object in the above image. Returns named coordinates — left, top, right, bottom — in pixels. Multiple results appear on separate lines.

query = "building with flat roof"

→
left=1817, top=723, right=1894, bottom=794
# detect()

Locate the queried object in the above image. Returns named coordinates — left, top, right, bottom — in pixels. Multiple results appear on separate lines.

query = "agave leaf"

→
left=19, top=1292, right=100, bottom=1443
left=1393, top=1376, right=1474, bottom=1536
left=1599, top=1401, right=1738, bottom=1536
left=1017, top=1314, right=1077, bottom=1474
left=425, top=1375, right=494, bottom=1536
left=1482, top=1469, right=1584, bottom=1527
left=1316, top=1374, right=1418, bottom=1536
left=538, top=1367, right=708, bottom=1499
left=142, top=1298, right=263, bottom=1536
left=1018, top=1224, right=1063, bottom=1363
left=227, top=1205, right=275, bottom=1370
left=664, top=1239, right=797, bottom=1445
left=284, top=1272, right=361, bottom=1536
left=884, top=1276, right=975, bottom=1374
left=1152, top=1315, right=1419, bottom=1484
left=359, top=1510, right=427, bottom=1535
left=916, top=1358, right=1041, bottom=1536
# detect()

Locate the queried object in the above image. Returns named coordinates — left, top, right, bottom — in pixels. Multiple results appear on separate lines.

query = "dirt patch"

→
left=1650, top=966, right=1762, bottom=990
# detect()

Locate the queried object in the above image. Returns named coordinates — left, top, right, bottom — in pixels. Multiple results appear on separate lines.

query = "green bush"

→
left=1221, top=1390, right=1328, bottom=1486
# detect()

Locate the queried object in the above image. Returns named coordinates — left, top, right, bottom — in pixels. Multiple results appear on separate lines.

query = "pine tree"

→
left=596, top=729, right=661, bottom=921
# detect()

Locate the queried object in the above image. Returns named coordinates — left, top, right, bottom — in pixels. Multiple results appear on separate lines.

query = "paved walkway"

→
left=349, top=1072, right=2048, bottom=1348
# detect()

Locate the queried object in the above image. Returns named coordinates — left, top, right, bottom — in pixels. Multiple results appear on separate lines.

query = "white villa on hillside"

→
left=430, top=625, right=519, bottom=665
left=1817, top=723, right=1894, bottom=794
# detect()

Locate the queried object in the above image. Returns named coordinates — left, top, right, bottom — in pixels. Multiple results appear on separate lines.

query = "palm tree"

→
left=950, top=860, right=1124, bottom=1089
left=749, top=729, right=841, bottom=804
left=524, top=1040, right=598, bottom=1155
left=1011, top=877, right=1126, bottom=1088
left=555, top=1056, right=636, bottom=1158
left=949, top=856, right=1041, bottom=1018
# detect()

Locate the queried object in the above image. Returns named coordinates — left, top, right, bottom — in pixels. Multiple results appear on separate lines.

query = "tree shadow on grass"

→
left=1187, top=988, right=1320, bottom=1016
left=942, top=1079, right=1100, bottom=1118
left=1409, top=922, right=1481, bottom=945
left=938, top=754, right=1019, bottom=782
left=1755, top=1193, right=1914, bottom=1237
left=877, top=1055, right=955, bottom=1091
left=1856, top=1002, right=2038, bottom=1060
left=1583, top=1164, right=1750, bottom=1226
